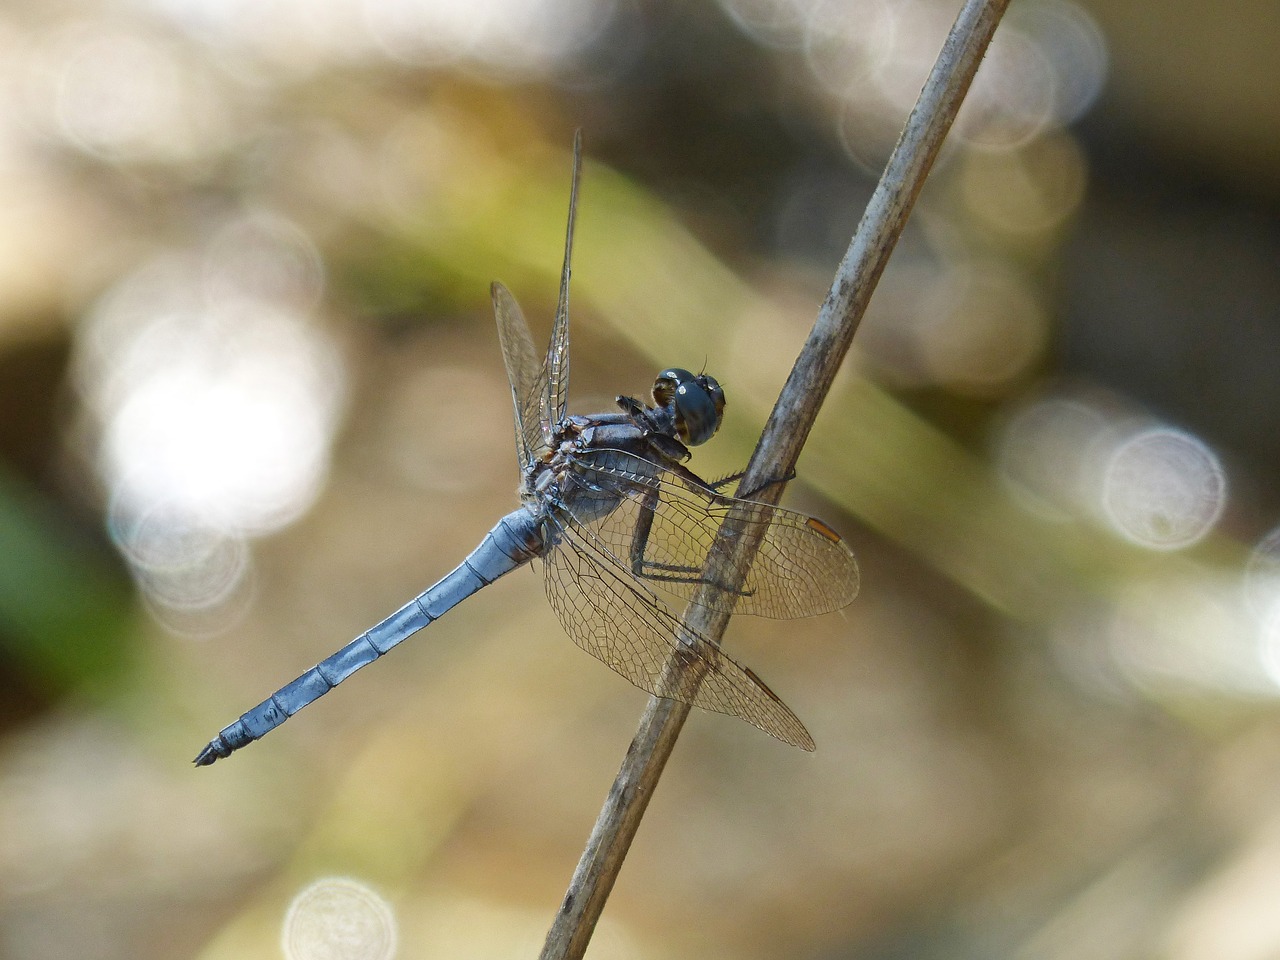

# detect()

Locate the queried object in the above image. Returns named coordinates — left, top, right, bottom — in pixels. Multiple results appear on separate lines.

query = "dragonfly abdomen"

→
left=193, top=509, right=545, bottom=766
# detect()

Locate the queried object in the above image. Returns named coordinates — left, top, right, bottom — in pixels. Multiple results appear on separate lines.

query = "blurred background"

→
left=1, top=0, right=1278, bottom=957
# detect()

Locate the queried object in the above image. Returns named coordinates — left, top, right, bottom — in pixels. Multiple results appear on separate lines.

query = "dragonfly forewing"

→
left=492, top=281, right=549, bottom=466
left=569, top=450, right=860, bottom=619
left=541, top=131, right=582, bottom=436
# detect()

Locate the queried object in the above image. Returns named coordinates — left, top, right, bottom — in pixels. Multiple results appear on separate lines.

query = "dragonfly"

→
left=194, top=133, right=859, bottom=765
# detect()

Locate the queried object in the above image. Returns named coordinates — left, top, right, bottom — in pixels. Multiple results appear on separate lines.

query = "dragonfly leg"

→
left=706, top=471, right=743, bottom=492
left=617, top=394, right=692, bottom=463
left=628, top=483, right=660, bottom=578
left=714, top=468, right=796, bottom=499
left=627, top=483, right=754, bottom=598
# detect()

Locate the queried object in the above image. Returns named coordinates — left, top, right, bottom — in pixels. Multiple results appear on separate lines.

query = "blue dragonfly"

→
left=194, top=134, right=859, bottom=765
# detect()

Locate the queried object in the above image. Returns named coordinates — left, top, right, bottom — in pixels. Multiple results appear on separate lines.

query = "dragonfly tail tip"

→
left=192, top=740, right=225, bottom=767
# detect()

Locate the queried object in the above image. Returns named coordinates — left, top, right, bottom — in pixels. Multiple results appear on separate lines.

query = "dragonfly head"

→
left=653, top=368, right=725, bottom=447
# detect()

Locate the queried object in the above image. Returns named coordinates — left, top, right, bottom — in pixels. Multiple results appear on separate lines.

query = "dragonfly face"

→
left=652, top=368, right=725, bottom=447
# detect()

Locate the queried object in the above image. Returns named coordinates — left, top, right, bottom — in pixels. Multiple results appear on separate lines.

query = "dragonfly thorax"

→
left=652, top=368, right=725, bottom=447
left=521, top=436, right=575, bottom=505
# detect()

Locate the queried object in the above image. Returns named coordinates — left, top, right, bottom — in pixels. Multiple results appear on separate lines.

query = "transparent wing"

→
left=541, top=130, right=582, bottom=437
left=492, top=281, right=549, bottom=466
left=543, top=512, right=815, bottom=750
left=571, top=449, right=860, bottom=619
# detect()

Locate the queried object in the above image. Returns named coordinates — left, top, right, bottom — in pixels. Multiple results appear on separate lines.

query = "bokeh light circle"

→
left=995, top=393, right=1112, bottom=520
left=1010, top=0, right=1108, bottom=126
left=717, top=0, right=809, bottom=49
left=1245, top=526, right=1280, bottom=622
left=203, top=211, right=326, bottom=314
left=283, top=878, right=397, bottom=960
left=1101, top=428, right=1226, bottom=550
left=31, top=20, right=227, bottom=164
left=99, top=298, right=340, bottom=534
left=959, top=132, right=1089, bottom=236
left=954, top=26, right=1056, bottom=151
left=914, top=261, right=1048, bottom=392
left=1103, top=571, right=1271, bottom=698
left=108, top=498, right=250, bottom=612
left=363, top=0, right=614, bottom=75
left=75, top=228, right=344, bottom=633
left=802, top=0, right=903, bottom=100
left=1258, top=605, right=1280, bottom=691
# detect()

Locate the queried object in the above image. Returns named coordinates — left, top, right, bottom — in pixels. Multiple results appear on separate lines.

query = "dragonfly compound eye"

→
left=659, top=368, right=723, bottom=446
left=696, top=374, right=725, bottom=422
left=651, top=369, right=682, bottom=408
